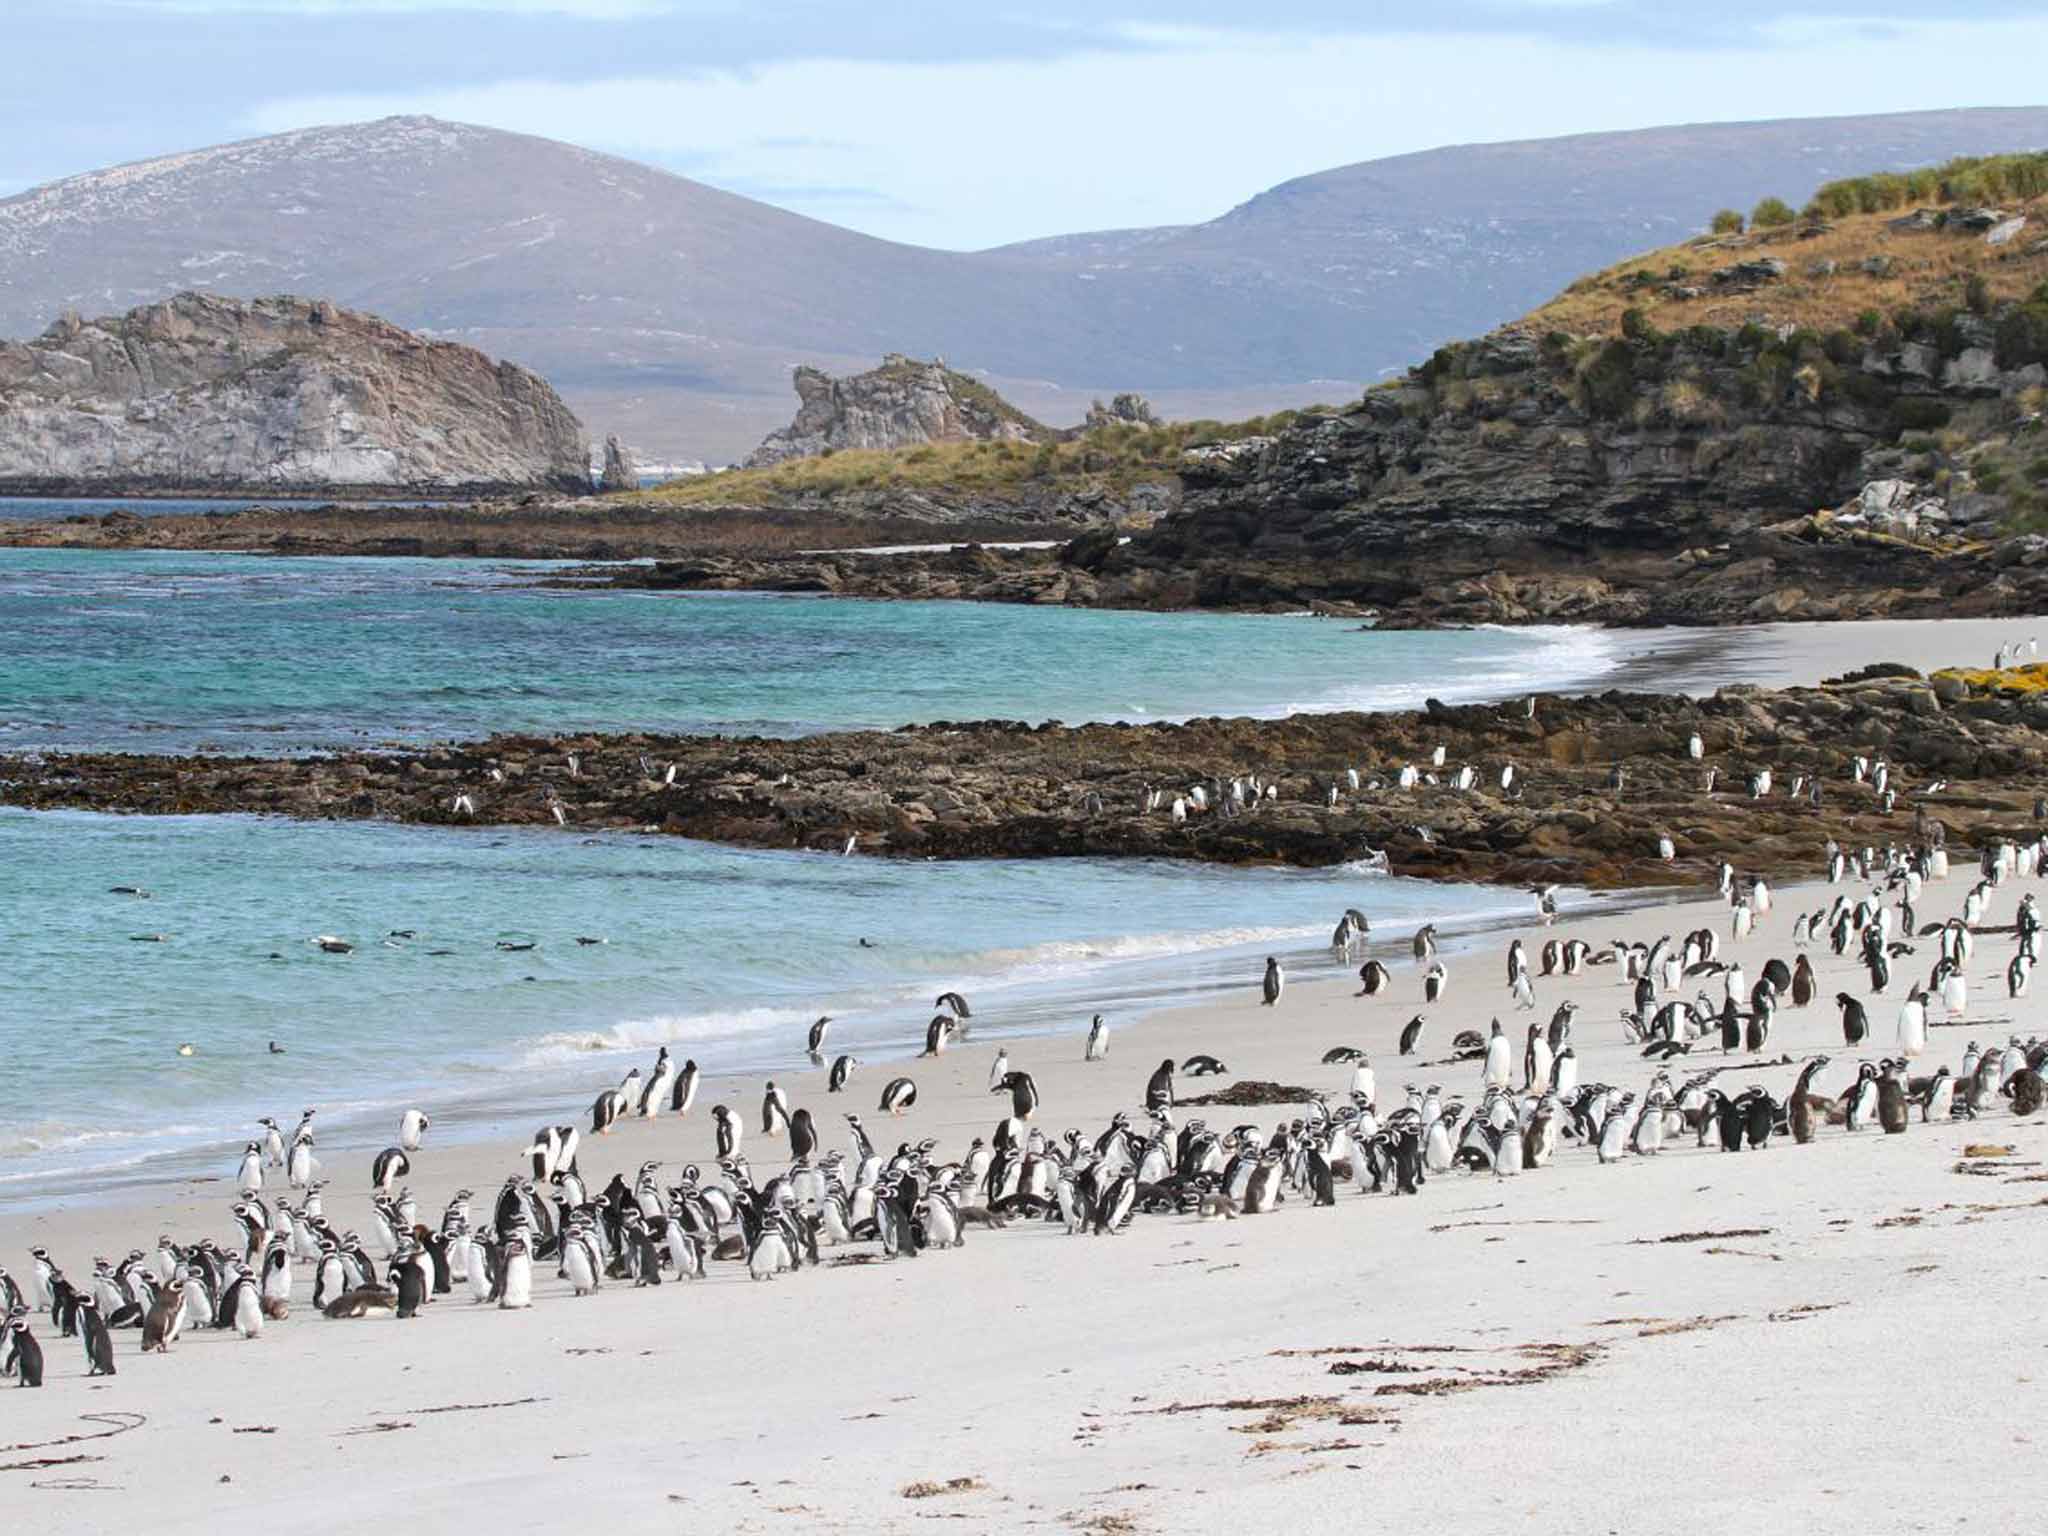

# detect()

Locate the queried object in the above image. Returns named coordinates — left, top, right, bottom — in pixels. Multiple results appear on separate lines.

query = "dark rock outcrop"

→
left=0, top=292, right=588, bottom=496
left=8, top=669, right=2044, bottom=888
left=744, top=354, right=1050, bottom=467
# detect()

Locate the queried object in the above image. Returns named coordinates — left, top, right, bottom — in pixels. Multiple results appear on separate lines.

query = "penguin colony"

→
left=9, top=828, right=2048, bottom=1391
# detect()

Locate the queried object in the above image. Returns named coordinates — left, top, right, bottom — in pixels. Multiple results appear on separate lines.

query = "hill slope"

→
left=3, top=109, right=2045, bottom=462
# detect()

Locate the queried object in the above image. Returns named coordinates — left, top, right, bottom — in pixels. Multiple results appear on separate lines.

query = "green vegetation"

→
left=1749, top=196, right=1797, bottom=229
left=634, top=409, right=1331, bottom=506
left=1710, top=208, right=1745, bottom=235
left=1803, top=151, right=2048, bottom=220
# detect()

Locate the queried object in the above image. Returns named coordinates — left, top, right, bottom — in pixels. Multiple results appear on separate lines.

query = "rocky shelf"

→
left=7, top=669, right=2045, bottom=888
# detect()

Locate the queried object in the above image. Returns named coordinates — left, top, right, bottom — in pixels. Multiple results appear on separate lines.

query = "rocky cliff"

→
left=744, top=354, right=1051, bottom=467
left=0, top=292, right=589, bottom=496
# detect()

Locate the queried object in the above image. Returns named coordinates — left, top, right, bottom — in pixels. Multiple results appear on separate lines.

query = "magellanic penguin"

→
left=1261, top=957, right=1284, bottom=1007
left=1085, top=1014, right=1110, bottom=1061
left=5, top=1316, right=43, bottom=1387
left=993, top=1070, right=1040, bottom=1121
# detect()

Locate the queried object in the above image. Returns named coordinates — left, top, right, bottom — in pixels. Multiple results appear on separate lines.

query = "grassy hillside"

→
left=634, top=410, right=1325, bottom=509
left=1531, top=153, right=2048, bottom=339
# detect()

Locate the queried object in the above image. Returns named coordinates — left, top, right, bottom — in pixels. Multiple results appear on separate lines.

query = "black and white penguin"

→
left=1144, top=1059, right=1175, bottom=1111
left=640, top=1049, right=673, bottom=1118
left=1399, top=1014, right=1425, bottom=1056
left=1877, top=1065, right=1910, bottom=1134
left=1261, top=957, right=1284, bottom=1007
left=993, top=1071, right=1040, bottom=1121
left=371, top=1146, right=411, bottom=1195
left=807, top=1017, right=832, bottom=1057
left=498, top=1236, right=534, bottom=1309
left=141, top=1281, right=187, bottom=1353
left=788, top=1108, right=819, bottom=1161
left=879, top=1077, right=918, bottom=1116
left=761, top=1080, right=790, bottom=1135
left=590, top=1089, right=626, bottom=1136
left=828, top=1054, right=858, bottom=1093
left=921, top=1016, right=955, bottom=1057
left=78, top=1297, right=116, bottom=1377
left=1085, top=1014, right=1110, bottom=1061
left=1423, top=963, right=1447, bottom=1004
left=1357, top=959, right=1391, bottom=997
left=1181, top=1054, right=1229, bottom=1076
left=399, top=1108, right=431, bottom=1152
left=670, top=1058, right=700, bottom=1116
left=712, top=1104, right=742, bottom=1158
left=1835, top=993, right=1869, bottom=1047
left=6, top=1316, right=43, bottom=1388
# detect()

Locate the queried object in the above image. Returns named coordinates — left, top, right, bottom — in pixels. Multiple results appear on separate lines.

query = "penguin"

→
left=1524, top=1024, right=1552, bottom=1093
left=828, top=1053, right=858, bottom=1093
left=1144, top=1059, right=1175, bottom=1111
left=1261, top=957, right=1284, bottom=1007
left=1790, top=955, right=1816, bottom=1008
left=1085, top=1014, right=1110, bottom=1061
left=79, top=1297, right=116, bottom=1376
left=287, top=1131, right=317, bottom=1190
left=669, top=1058, right=701, bottom=1116
left=591, top=1089, right=625, bottom=1136
left=879, top=1077, right=918, bottom=1116
left=921, top=1015, right=955, bottom=1057
left=371, top=1146, right=410, bottom=1195
left=993, top=1070, right=1040, bottom=1121
left=1920, top=1066, right=1956, bottom=1122
left=934, top=990, right=972, bottom=1021
left=640, top=1049, right=674, bottom=1117
left=1877, top=1068, right=1910, bottom=1135
left=761, top=1080, right=790, bottom=1136
left=393, top=1247, right=430, bottom=1317
left=1357, top=959, right=1391, bottom=997
left=257, top=1117, right=286, bottom=1168
left=712, top=1104, right=742, bottom=1158
left=7, top=1317, right=43, bottom=1388
left=1897, top=991, right=1929, bottom=1058
left=1413, top=924, right=1438, bottom=962
left=398, top=1108, right=430, bottom=1152
left=1182, top=1054, right=1229, bottom=1076
left=498, top=1236, right=534, bottom=1309
left=1836, top=993, right=1869, bottom=1047
left=788, top=1107, right=819, bottom=1161
left=1481, top=1021, right=1511, bottom=1089
left=141, top=1281, right=187, bottom=1353
left=1399, top=1015, right=1426, bottom=1056
left=807, top=1016, right=832, bottom=1057
left=1423, top=963, right=1447, bottom=1004
left=236, top=1141, right=264, bottom=1197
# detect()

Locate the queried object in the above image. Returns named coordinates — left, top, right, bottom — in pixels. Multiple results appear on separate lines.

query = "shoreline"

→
left=5, top=857, right=2041, bottom=1530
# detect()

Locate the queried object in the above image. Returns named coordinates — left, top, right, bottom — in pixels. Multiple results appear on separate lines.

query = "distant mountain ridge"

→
left=2, top=107, right=2044, bottom=462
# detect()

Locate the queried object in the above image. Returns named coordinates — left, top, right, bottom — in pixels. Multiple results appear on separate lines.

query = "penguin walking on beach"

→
left=761, top=1081, right=790, bottom=1136
left=712, top=1105, right=742, bottom=1159
left=640, top=1049, right=673, bottom=1117
left=807, top=1017, right=832, bottom=1059
left=1145, top=1058, right=1176, bottom=1111
left=236, top=1142, right=264, bottom=1197
left=78, top=1297, right=116, bottom=1377
left=670, top=1058, right=701, bottom=1116
left=1085, top=1015, right=1110, bottom=1061
left=828, top=1054, right=858, bottom=1093
left=788, top=1108, right=819, bottom=1161
left=257, top=1117, right=286, bottom=1168
left=1358, top=959, right=1391, bottom=998
left=879, top=1077, right=918, bottom=1116
left=371, top=1146, right=411, bottom=1195
left=1399, top=1014, right=1426, bottom=1056
left=1262, top=957, right=1284, bottom=1007
left=1482, top=1021, right=1511, bottom=1089
left=399, top=1108, right=430, bottom=1152
left=1423, top=963, right=1447, bottom=1005
left=6, top=1317, right=42, bottom=1388
left=498, top=1236, right=533, bottom=1310
left=993, top=1071, right=1040, bottom=1122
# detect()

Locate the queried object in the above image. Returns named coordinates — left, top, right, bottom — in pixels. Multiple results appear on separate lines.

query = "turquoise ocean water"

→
left=0, top=541, right=1647, bottom=1202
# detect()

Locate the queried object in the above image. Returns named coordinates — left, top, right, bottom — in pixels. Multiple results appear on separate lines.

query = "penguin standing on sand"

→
left=640, top=1050, right=673, bottom=1118
left=236, top=1142, right=264, bottom=1197
left=879, top=1077, right=918, bottom=1116
left=78, top=1297, right=116, bottom=1377
left=761, top=1081, right=790, bottom=1136
left=498, top=1236, right=534, bottom=1309
left=993, top=1071, right=1041, bottom=1121
left=670, top=1058, right=701, bottom=1116
left=1836, top=993, right=1869, bottom=1047
left=788, top=1108, right=819, bottom=1161
left=828, top=1054, right=858, bottom=1093
left=1482, top=1021, right=1511, bottom=1088
left=1399, top=1015, right=1426, bottom=1056
left=1358, top=960, right=1391, bottom=997
left=6, top=1317, right=42, bottom=1388
left=1423, top=963, right=1447, bottom=1004
left=399, top=1108, right=430, bottom=1152
left=371, top=1146, right=411, bottom=1195
left=1085, top=1015, right=1110, bottom=1061
left=1262, top=958, right=1284, bottom=1007
left=807, top=1017, right=832, bottom=1058
left=712, top=1105, right=742, bottom=1159
left=1877, top=1066, right=1911, bottom=1134
left=1144, top=1059, right=1176, bottom=1111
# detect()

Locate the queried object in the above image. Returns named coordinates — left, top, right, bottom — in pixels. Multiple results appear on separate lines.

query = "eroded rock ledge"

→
left=7, top=670, right=2045, bottom=888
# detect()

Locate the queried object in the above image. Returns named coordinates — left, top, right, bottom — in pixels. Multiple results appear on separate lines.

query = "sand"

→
left=6, top=852, right=2045, bottom=1534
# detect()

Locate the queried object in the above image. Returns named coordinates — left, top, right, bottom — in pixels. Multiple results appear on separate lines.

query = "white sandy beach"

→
left=6, top=849, right=2045, bottom=1534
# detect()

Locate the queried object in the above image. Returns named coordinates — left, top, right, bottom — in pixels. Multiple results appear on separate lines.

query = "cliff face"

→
left=1115, top=310, right=2048, bottom=618
left=0, top=292, right=589, bottom=496
left=744, top=354, right=1049, bottom=467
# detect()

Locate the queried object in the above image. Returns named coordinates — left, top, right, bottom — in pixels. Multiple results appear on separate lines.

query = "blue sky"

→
left=4, top=2, right=2045, bottom=248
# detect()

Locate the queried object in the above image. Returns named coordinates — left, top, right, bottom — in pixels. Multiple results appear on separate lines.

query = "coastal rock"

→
left=0, top=292, right=588, bottom=496
left=744, top=354, right=1049, bottom=468
left=598, top=434, right=638, bottom=492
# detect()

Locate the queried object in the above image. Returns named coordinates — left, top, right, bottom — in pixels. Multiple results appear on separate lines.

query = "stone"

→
left=1710, top=258, right=1786, bottom=289
left=744, top=354, right=1048, bottom=468
left=1943, top=348, right=2003, bottom=396
left=1859, top=254, right=1896, bottom=278
left=598, top=434, right=637, bottom=493
left=0, top=292, right=587, bottom=495
left=1986, top=215, right=2029, bottom=247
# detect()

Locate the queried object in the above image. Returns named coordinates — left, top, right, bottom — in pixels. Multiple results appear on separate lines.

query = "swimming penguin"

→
left=712, top=1104, right=742, bottom=1158
left=1144, top=1059, right=1176, bottom=1111
left=879, top=1077, right=918, bottom=1116
left=1262, top=957, right=1284, bottom=1007
left=1398, top=1014, right=1426, bottom=1056
left=828, top=1054, right=858, bottom=1093
left=1358, top=959, right=1391, bottom=997
left=399, top=1108, right=430, bottom=1152
left=1085, top=1015, right=1110, bottom=1061
left=993, top=1070, right=1040, bottom=1121
left=670, top=1058, right=701, bottom=1116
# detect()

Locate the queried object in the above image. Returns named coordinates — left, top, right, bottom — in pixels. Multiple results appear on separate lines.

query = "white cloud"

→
left=241, top=18, right=2048, bottom=249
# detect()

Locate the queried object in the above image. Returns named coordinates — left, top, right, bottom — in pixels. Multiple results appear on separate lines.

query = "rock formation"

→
left=598, top=434, right=638, bottom=492
left=0, top=292, right=588, bottom=496
left=7, top=666, right=2042, bottom=887
left=744, top=354, right=1049, bottom=467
